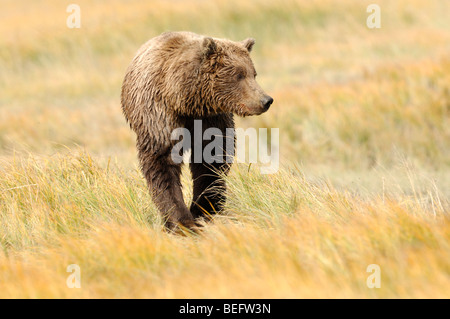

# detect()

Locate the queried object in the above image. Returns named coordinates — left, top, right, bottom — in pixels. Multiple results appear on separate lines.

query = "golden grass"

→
left=0, top=0, right=449, bottom=298
left=0, top=152, right=448, bottom=298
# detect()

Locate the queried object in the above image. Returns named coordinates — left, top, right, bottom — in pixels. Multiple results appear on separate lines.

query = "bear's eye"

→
left=236, top=69, right=246, bottom=81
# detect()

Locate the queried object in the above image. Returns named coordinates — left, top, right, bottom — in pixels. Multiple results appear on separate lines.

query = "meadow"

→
left=0, top=0, right=449, bottom=298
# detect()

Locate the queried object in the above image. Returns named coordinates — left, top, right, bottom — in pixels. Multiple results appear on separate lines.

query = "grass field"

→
left=0, top=0, right=449, bottom=298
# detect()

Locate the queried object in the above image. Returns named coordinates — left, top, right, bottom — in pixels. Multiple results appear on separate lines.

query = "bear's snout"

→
left=261, top=95, right=274, bottom=111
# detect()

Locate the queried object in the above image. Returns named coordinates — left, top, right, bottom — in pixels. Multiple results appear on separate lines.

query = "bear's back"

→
left=131, top=31, right=201, bottom=65
left=121, top=32, right=204, bottom=127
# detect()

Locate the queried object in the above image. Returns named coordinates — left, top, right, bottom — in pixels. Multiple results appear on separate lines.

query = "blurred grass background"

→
left=0, top=0, right=449, bottom=298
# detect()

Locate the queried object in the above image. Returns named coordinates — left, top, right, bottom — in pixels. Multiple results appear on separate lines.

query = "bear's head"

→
left=200, top=37, right=273, bottom=117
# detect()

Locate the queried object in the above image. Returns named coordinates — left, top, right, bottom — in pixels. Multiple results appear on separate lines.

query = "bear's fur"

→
left=121, top=31, right=273, bottom=231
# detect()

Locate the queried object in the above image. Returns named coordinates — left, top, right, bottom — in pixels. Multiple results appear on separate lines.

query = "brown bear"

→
left=121, top=31, right=273, bottom=232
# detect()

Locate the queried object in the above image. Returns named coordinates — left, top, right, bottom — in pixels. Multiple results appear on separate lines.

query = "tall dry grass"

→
left=0, top=152, right=448, bottom=298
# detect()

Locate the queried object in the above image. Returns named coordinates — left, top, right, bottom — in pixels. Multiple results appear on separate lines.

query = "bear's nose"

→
left=261, top=95, right=274, bottom=110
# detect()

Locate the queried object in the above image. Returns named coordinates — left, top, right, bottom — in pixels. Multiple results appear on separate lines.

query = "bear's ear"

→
left=241, top=38, right=255, bottom=52
left=202, top=37, right=217, bottom=58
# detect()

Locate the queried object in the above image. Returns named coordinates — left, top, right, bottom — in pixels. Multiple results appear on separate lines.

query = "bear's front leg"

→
left=139, top=148, right=196, bottom=232
left=187, top=114, right=235, bottom=221
left=189, top=161, right=230, bottom=220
